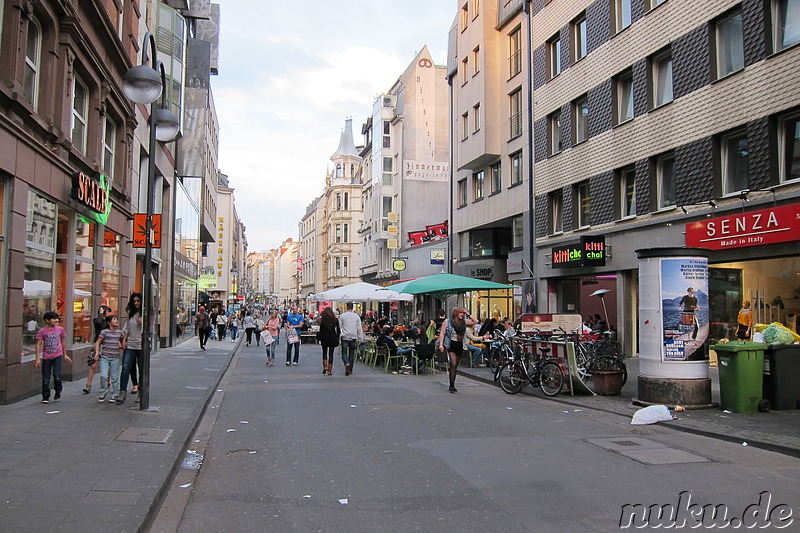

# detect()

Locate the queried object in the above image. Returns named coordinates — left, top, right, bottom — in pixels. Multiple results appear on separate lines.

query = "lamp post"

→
left=123, top=32, right=181, bottom=411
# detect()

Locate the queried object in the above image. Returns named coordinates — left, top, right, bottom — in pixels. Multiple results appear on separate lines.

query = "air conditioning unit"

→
left=382, top=95, right=397, bottom=108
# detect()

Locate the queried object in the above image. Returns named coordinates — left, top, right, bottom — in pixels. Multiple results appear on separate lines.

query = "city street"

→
left=153, top=341, right=800, bottom=532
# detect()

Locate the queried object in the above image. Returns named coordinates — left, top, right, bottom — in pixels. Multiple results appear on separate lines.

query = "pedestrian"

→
left=437, top=307, right=477, bottom=393
left=736, top=300, right=752, bottom=340
left=94, top=315, right=123, bottom=403
left=317, top=307, right=340, bottom=375
left=84, top=305, right=111, bottom=393
left=216, top=310, right=227, bottom=340
left=195, top=305, right=211, bottom=350
left=35, top=311, right=71, bottom=403
left=243, top=311, right=256, bottom=346
left=254, top=313, right=265, bottom=346
left=264, top=309, right=281, bottom=365
left=338, top=302, right=364, bottom=376
left=284, top=306, right=304, bottom=365
left=229, top=313, right=239, bottom=343
left=118, top=293, right=143, bottom=404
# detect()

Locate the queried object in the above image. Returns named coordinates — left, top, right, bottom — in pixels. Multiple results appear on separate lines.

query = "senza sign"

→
left=685, top=203, right=800, bottom=250
left=552, top=236, right=606, bottom=268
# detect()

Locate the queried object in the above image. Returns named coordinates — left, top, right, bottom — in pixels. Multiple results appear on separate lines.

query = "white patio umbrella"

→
left=309, top=282, right=412, bottom=302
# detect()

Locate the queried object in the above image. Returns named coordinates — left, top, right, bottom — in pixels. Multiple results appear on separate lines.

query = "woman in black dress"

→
left=317, top=307, right=341, bottom=375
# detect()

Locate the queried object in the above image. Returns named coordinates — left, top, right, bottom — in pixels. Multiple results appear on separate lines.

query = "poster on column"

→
left=660, top=258, right=709, bottom=362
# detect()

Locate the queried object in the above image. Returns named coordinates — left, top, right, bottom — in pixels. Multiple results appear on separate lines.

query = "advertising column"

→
left=636, top=248, right=713, bottom=407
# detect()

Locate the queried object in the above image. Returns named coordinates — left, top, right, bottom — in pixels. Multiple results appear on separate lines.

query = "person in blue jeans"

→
left=338, top=302, right=364, bottom=375
left=285, top=306, right=304, bottom=365
left=35, top=311, right=71, bottom=403
left=119, top=293, right=143, bottom=404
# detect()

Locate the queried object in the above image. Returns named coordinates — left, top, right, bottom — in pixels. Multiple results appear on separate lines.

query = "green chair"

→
left=383, top=346, right=404, bottom=373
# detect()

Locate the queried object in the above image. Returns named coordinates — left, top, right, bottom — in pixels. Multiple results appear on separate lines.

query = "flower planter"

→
left=592, top=370, right=625, bottom=395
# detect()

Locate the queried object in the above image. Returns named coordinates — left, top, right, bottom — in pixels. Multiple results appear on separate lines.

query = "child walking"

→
left=94, top=315, right=123, bottom=403
left=35, top=311, right=71, bottom=404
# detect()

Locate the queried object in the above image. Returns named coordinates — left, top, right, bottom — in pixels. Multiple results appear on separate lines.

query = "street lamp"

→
left=123, top=31, right=181, bottom=411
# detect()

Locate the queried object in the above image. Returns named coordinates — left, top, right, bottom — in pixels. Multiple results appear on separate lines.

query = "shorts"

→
left=449, top=343, right=464, bottom=358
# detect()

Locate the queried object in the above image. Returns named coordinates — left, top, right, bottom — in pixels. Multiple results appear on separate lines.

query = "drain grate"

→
left=612, top=440, right=641, bottom=447
left=115, top=427, right=173, bottom=444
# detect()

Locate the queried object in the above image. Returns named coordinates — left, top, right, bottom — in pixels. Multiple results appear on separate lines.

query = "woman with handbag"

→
left=263, top=310, right=281, bottom=366
left=316, top=307, right=340, bottom=375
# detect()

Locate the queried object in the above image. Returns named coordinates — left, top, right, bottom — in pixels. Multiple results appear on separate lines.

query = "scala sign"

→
left=685, top=203, right=800, bottom=250
left=552, top=236, right=606, bottom=268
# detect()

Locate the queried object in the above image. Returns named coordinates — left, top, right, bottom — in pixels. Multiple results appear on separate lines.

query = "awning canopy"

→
left=309, top=282, right=412, bottom=302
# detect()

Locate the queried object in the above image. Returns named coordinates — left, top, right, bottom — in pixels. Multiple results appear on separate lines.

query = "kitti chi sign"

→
left=685, top=203, right=800, bottom=250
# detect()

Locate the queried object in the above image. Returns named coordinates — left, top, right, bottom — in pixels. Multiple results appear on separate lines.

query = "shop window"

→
left=720, top=128, right=749, bottom=195
left=23, top=190, right=57, bottom=360
left=102, top=230, right=120, bottom=315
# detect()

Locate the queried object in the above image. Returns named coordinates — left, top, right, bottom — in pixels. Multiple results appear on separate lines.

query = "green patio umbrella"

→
left=384, top=272, right=514, bottom=296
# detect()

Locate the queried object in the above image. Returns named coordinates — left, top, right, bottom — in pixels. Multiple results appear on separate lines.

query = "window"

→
left=472, top=0, right=479, bottom=18
left=102, top=117, right=116, bottom=182
left=102, top=230, right=120, bottom=323
left=343, top=223, right=349, bottom=243
left=383, top=120, right=391, bottom=148
left=778, top=110, right=800, bottom=183
left=461, top=57, right=469, bottom=85
left=72, top=217, right=95, bottom=345
left=335, top=257, right=341, bottom=277
left=470, top=229, right=494, bottom=257
left=381, top=196, right=393, bottom=231
left=491, top=163, right=501, bottom=194
left=461, top=3, right=469, bottom=31
left=548, top=110, right=562, bottom=155
left=714, top=10, right=744, bottom=79
left=509, top=27, right=522, bottom=78
left=571, top=13, right=587, bottom=63
left=336, top=193, right=342, bottom=210
left=462, top=112, right=469, bottom=140
left=650, top=48, right=673, bottom=108
left=656, top=152, right=676, bottom=208
left=720, top=129, right=749, bottom=195
left=612, top=0, right=632, bottom=34
left=71, top=76, right=89, bottom=155
left=473, top=46, right=480, bottom=75
left=549, top=190, right=564, bottom=233
left=23, top=17, right=42, bottom=110
left=335, top=224, right=342, bottom=243
left=473, top=103, right=481, bottom=132
left=23, top=190, right=57, bottom=359
left=342, top=256, right=348, bottom=277
left=344, top=192, right=349, bottom=210
left=647, top=0, right=667, bottom=9
left=575, top=181, right=590, bottom=227
left=613, top=68, right=634, bottom=125
left=473, top=170, right=485, bottom=200
left=510, top=152, right=523, bottom=185
left=573, top=95, right=589, bottom=144
left=512, top=215, right=524, bottom=248
left=336, top=164, right=343, bottom=177
left=509, top=89, right=523, bottom=139
left=458, top=179, right=467, bottom=207
left=618, top=166, right=637, bottom=218
left=382, top=156, right=393, bottom=185
left=772, top=0, right=800, bottom=52
left=547, top=34, right=562, bottom=78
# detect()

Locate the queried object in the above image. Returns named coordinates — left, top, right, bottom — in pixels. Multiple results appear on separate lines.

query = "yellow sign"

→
left=388, top=212, right=399, bottom=223
left=387, top=225, right=398, bottom=235
left=392, top=259, right=407, bottom=271
left=387, top=238, right=399, bottom=249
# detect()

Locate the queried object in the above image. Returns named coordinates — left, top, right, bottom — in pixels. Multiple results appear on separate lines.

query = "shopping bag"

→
left=261, top=330, right=274, bottom=345
left=286, top=328, right=300, bottom=344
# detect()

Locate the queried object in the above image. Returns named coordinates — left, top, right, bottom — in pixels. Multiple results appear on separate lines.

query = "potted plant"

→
left=591, top=370, right=625, bottom=395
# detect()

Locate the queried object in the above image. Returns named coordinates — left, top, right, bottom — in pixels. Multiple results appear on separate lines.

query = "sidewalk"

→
left=1, top=339, right=797, bottom=533
left=0, top=334, right=240, bottom=533
left=458, top=357, right=800, bottom=458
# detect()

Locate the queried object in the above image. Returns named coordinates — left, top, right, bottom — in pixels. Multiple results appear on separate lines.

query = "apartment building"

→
left=449, top=0, right=529, bottom=320
left=530, top=0, right=800, bottom=352
left=299, top=195, right=323, bottom=299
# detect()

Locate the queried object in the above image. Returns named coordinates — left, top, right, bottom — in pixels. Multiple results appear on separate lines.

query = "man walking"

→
left=285, top=306, right=304, bottom=365
left=195, top=306, right=210, bottom=350
left=338, top=302, right=363, bottom=376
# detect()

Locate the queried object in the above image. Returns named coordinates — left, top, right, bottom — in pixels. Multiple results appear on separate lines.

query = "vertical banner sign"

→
left=132, top=214, right=162, bottom=248
left=217, top=217, right=224, bottom=277
left=660, top=257, right=709, bottom=362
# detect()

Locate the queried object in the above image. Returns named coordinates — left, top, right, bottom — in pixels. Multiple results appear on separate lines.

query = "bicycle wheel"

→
left=574, top=344, right=592, bottom=382
left=487, top=345, right=501, bottom=371
left=539, top=361, right=563, bottom=397
left=498, top=362, right=524, bottom=394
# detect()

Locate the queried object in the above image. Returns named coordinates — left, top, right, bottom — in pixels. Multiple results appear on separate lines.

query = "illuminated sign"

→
left=392, top=258, right=407, bottom=271
left=71, top=171, right=111, bottom=224
left=685, top=203, right=800, bottom=250
left=552, top=236, right=606, bottom=268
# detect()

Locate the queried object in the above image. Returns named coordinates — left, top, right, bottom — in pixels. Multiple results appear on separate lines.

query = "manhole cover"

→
left=115, top=428, right=173, bottom=443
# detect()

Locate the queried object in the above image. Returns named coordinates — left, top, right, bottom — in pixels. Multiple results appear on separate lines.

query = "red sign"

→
left=132, top=214, right=162, bottom=249
left=685, top=203, right=800, bottom=250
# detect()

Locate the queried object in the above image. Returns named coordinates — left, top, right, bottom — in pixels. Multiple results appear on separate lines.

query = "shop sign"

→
left=552, top=236, right=606, bottom=267
left=71, top=171, right=111, bottom=223
left=470, top=265, right=493, bottom=279
left=132, top=214, right=161, bottom=248
left=685, top=203, right=800, bottom=250
left=392, top=258, right=407, bottom=271
left=518, top=313, right=583, bottom=334
left=408, top=221, right=448, bottom=246
left=430, top=250, right=445, bottom=265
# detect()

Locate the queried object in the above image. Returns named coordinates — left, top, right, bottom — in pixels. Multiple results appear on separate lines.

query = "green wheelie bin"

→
left=711, top=341, right=768, bottom=414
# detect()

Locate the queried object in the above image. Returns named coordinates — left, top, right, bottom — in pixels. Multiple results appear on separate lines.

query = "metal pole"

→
left=524, top=0, right=537, bottom=313
left=139, top=92, right=157, bottom=411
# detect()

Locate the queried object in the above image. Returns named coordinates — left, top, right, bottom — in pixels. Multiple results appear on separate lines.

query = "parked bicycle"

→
left=497, top=344, right=564, bottom=396
left=486, top=328, right=518, bottom=374
left=568, top=328, right=627, bottom=385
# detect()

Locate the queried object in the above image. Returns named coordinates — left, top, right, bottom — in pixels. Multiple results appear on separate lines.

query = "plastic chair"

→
left=383, top=346, right=404, bottom=374
left=414, top=342, right=437, bottom=374
left=373, top=344, right=388, bottom=369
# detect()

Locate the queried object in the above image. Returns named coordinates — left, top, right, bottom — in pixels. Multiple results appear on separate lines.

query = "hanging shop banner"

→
left=660, top=257, right=708, bottom=362
left=685, top=202, right=800, bottom=250
left=132, top=214, right=162, bottom=248
left=551, top=236, right=606, bottom=267
left=518, top=313, right=583, bottom=334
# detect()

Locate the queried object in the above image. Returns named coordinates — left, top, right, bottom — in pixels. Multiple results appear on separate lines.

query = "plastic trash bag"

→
left=630, top=405, right=673, bottom=425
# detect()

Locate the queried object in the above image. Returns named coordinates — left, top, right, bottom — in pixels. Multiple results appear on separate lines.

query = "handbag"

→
left=286, top=327, right=300, bottom=344
left=260, top=330, right=275, bottom=345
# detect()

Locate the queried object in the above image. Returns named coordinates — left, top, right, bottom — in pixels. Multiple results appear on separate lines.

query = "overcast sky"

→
left=214, top=1, right=455, bottom=252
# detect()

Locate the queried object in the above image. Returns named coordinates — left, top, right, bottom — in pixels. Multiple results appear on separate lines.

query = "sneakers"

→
left=400, top=365, right=412, bottom=371
left=41, top=398, right=49, bottom=404
left=286, top=361, right=291, bottom=366
left=82, top=385, right=91, bottom=394
left=292, top=362, right=298, bottom=366
left=110, top=396, right=119, bottom=403
left=98, top=392, right=107, bottom=403
left=116, top=391, right=127, bottom=404
left=54, top=392, right=61, bottom=401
